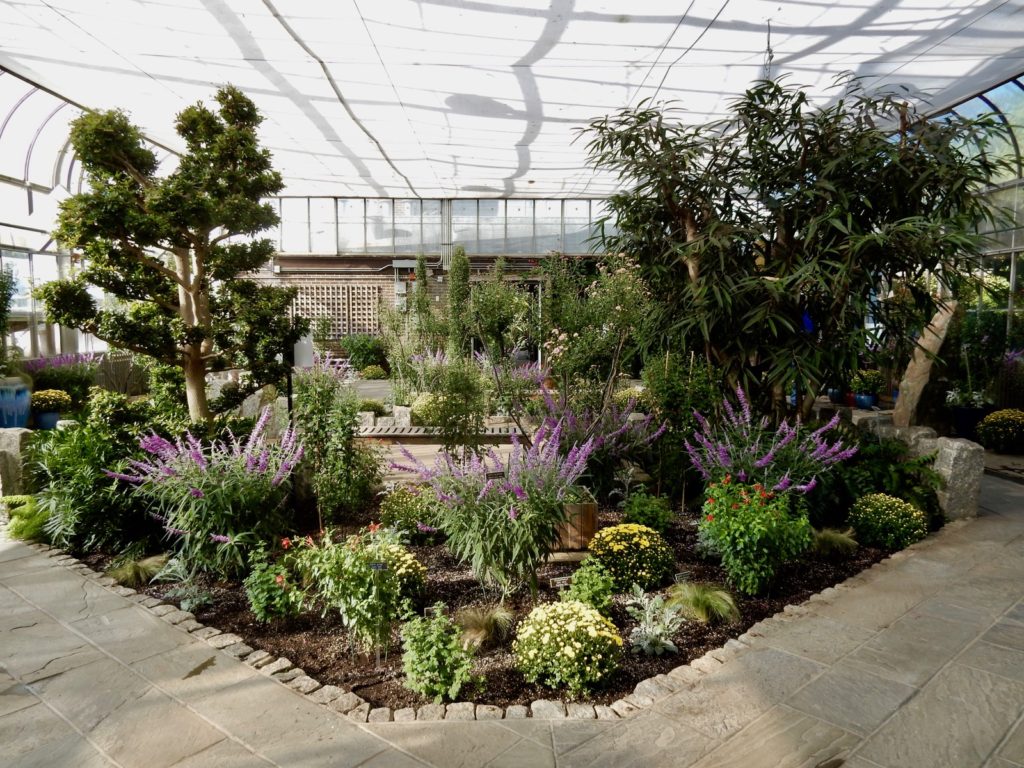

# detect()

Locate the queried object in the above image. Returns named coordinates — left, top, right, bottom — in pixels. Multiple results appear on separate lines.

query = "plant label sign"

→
left=369, top=562, right=388, bottom=571
left=549, top=576, right=571, bottom=591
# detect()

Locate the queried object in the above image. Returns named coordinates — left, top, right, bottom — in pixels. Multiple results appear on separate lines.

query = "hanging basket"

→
left=555, top=491, right=598, bottom=551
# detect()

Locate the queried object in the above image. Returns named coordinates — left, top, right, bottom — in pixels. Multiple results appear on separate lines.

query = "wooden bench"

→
left=356, top=424, right=524, bottom=445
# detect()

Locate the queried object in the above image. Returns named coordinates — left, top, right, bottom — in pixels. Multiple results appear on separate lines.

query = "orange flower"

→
left=305, top=535, right=314, bottom=547
left=275, top=573, right=285, bottom=586
left=280, top=537, right=291, bottom=550
left=706, top=513, right=714, bottom=522
left=368, top=522, right=381, bottom=533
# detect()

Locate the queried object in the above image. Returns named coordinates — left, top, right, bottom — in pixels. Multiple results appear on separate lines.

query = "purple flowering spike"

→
left=209, top=533, right=230, bottom=544
left=189, top=487, right=205, bottom=498
left=773, top=473, right=792, bottom=492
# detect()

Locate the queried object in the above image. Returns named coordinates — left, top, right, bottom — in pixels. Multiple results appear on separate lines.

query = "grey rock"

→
left=221, top=643, right=254, bottom=659
left=288, top=675, right=321, bottom=694
left=690, top=654, right=723, bottom=674
left=0, top=427, right=32, bottom=495
left=416, top=703, right=446, bottom=721
left=179, top=619, right=204, bottom=633
left=94, top=576, right=117, bottom=587
left=634, top=678, right=672, bottom=701
left=934, top=437, right=984, bottom=520
left=376, top=416, right=395, bottom=427
left=624, top=693, right=654, bottom=709
left=307, top=684, right=343, bottom=704
left=367, top=707, right=392, bottom=723
left=139, top=596, right=163, bottom=608
left=356, top=411, right=375, bottom=428
left=112, top=586, right=137, bottom=597
left=609, top=699, right=640, bottom=718
left=504, top=705, right=529, bottom=719
left=191, top=626, right=222, bottom=640
left=272, top=668, right=304, bottom=683
left=392, top=406, right=412, bottom=427
left=347, top=703, right=371, bottom=722
left=149, top=604, right=176, bottom=617
left=328, top=692, right=364, bottom=714
left=566, top=702, right=596, bottom=719
left=393, top=707, right=417, bottom=722
left=667, top=665, right=703, bottom=686
left=476, top=704, right=503, bottom=720
left=206, top=632, right=244, bottom=649
left=911, top=436, right=940, bottom=459
left=127, top=593, right=152, bottom=604
left=261, top=657, right=293, bottom=676
left=594, top=705, right=619, bottom=720
left=245, top=650, right=271, bottom=667
left=445, top=702, right=476, bottom=720
left=531, top=699, right=567, bottom=719
left=896, top=425, right=936, bottom=449
left=161, top=610, right=195, bottom=625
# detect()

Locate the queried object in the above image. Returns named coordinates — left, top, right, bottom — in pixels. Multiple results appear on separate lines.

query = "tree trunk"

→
left=892, top=301, right=957, bottom=428
left=183, top=350, right=210, bottom=423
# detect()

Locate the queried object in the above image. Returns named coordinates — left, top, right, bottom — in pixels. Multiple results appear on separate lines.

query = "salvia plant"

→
left=684, top=387, right=856, bottom=493
left=394, top=421, right=596, bottom=596
left=105, top=406, right=303, bottom=577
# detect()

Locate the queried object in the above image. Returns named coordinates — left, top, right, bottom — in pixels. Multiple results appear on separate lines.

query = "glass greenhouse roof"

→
left=1, top=0, right=1023, bottom=201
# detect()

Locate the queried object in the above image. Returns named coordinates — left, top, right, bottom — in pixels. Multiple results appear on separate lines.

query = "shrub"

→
left=397, top=422, right=595, bottom=596
left=31, top=389, right=72, bottom=412
left=454, top=603, right=514, bottom=651
left=848, top=493, right=928, bottom=550
left=622, top=493, right=673, bottom=532
left=6, top=496, right=48, bottom=542
left=851, top=369, right=886, bottom=396
left=811, top=528, right=858, bottom=559
left=359, top=398, right=387, bottom=417
left=587, top=523, right=674, bottom=591
left=410, top=392, right=442, bottom=426
left=23, top=353, right=98, bottom=410
left=977, top=409, right=1024, bottom=454
left=381, top=540, right=427, bottom=598
left=109, top=407, right=303, bottom=578
left=561, top=557, right=615, bottom=616
left=625, top=585, right=686, bottom=656
left=340, top=333, right=388, bottom=371
left=85, top=388, right=153, bottom=445
left=244, top=549, right=305, bottom=623
left=107, top=554, right=169, bottom=587
left=378, top=486, right=437, bottom=541
left=699, top=479, right=812, bottom=595
left=666, top=582, right=739, bottom=624
left=612, top=386, right=645, bottom=411
left=360, top=364, right=388, bottom=380
left=402, top=603, right=478, bottom=702
left=292, top=528, right=418, bottom=653
left=514, top=600, right=622, bottom=695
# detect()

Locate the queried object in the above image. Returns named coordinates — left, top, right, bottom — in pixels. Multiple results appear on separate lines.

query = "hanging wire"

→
left=763, top=18, right=775, bottom=80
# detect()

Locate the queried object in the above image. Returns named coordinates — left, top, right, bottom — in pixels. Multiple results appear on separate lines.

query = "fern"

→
left=667, top=581, right=739, bottom=624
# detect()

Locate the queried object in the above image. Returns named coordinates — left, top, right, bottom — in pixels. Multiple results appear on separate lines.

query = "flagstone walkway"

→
left=3, top=475, right=1024, bottom=767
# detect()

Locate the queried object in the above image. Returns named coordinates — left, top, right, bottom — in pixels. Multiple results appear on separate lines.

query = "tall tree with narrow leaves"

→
left=38, top=86, right=307, bottom=422
left=584, top=76, right=1008, bottom=416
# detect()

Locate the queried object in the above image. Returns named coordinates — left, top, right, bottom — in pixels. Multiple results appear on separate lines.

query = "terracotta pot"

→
left=555, top=494, right=597, bottom=551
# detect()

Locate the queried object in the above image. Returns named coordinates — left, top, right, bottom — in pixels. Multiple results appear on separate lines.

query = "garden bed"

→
left=130, top=507, right=885, bottom=711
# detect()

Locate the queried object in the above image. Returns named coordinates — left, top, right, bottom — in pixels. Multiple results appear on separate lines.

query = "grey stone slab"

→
left=221, top=643, right=255, bottom=659
left=0, top=678, right=35, bottom=718
left=189, top=625, right=221, bottom=640
left=446, top=701, right=476, bottom=720
left=0, top=611, right=105, bottom=682
left=69, top=606, right=193, bottom=664
left=485, top=736, right=557, bottom=768
left=958, top=641, right=1024, bottom=683
left=859, top=663, right=1024, bottom=768
left=4, top=565, right=126, bottom=621
left=149, top=603, right=176, bottom=616
left=416, top=703, right=446, bottom=721
left=160, top=609, right=194, bottom=625
left=746, top=613, right=876, bottom=664
left=492, top=718, right=552, bottom=746
left=531, top=699, right=566, bottom=719
left=368, top=707, right=392, bottom=722
left=504, top=704, right=529, bottom=719
left=178, top=619, right=204, bottom=633
left=88, top=687, right=225, bottom=768
left=288, top=675, right=321, bottom=694
left=786, top=664, right=916, bottom=736
left=347, top=702, right=371, bottom=722
left=983, top=618, right=1024, bottom=652
left=0, top=702, right=115, bottom=768
left=260, top=657, right=292, bottom=676
left=130, top=643, right=257, bottom=703
left=1001, top=719, right=1024, bottom=764
left=365, top=722, right=520, bottom=768
left=689, top=706, right=858, bottom=768
left=566, top=702, right=596, bottom=719
left=328, top=691, right=364, bottom=714
left=206, top=632, right=243, bottom=649
left=476, top=704, right=503, bottom=720
left=550, top=719, right=613, bottom=756
left=559, top=711, right=716, bottom=768
left=156, top=738, right=274, bottom=767
left=354, top=748, right=429, bottom=768
left=272, top=667, right=304, bottom=683
left=654, top=647, right=825, bottom=739
left=306, top=684, right=342, bottom=704
left=594, top=705, right=618, bottom=720
left=244, top=649, right=271, bottom=667
left=394, top=707, right=417, bottom=722
left=840, top=611, right=979, bottom=687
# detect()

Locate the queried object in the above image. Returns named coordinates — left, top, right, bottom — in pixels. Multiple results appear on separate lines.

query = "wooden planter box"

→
left=555, top=494, right=598, bottom=551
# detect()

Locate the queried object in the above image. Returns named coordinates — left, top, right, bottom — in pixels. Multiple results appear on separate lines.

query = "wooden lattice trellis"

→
left=289, top=281, right=383, bottom=338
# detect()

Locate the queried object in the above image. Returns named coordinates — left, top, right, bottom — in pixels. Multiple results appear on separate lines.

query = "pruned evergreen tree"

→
left=38, top=86, right=306, bottom=422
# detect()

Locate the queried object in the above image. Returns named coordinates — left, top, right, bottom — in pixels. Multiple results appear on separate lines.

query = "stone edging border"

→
left=1, top=516, right=944, bottom=723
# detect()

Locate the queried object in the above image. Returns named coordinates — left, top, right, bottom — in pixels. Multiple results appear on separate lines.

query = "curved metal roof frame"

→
left=938, top=74, right=1024, bottom=183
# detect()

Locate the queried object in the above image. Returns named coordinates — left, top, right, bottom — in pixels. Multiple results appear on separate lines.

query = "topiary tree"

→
left=584, top=76, right=1008, bottom=416
left=38, top=86, right=307, bottom=422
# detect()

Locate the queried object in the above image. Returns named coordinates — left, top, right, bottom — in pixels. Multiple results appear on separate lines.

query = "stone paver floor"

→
left=3, top=475, right=1024, bottom=767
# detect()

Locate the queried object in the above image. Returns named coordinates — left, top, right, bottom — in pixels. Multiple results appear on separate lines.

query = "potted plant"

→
left=851, top=370, right=885, bottom=409
left=945, top=385, right=994, bottom=441
left=31, top=389, right=72, bottom=430
left=556, top=488, right=598, bottom=551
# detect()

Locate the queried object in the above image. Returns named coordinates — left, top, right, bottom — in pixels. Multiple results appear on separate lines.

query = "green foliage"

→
left=84, top=388, right=153, bottom=445
left=31, top=389, right=72, bottom=412
left=587, top=523, right=675, bottom=591
left=584, top=77, right=1009, bottom=412
left=804, top=433, right=943, bottom=530
left=340, top=334, right=388, bottom=371
left=401, top=604, right=479, bottom=703
left=28, top=359, right=97, bottom=411
left=294, top=359, right=382, bottom=522
left=138, top=356, right=190, bottom=428
left=410, top=392, right=442, bottom=426
left=977, top=409, right=1024, bottom=454
left=106, top=554, right=169, bottom=587
left=378, top=486, right=437, bottom=541
left=513, top=600, right=622, bottom=695
left=666, top=581, right=739, bottom=624
left=359, top=399, right=387, bottom=417
left=811, top=528, right=859, bottom=559
left=29, top=422, right=155, bottom=553
left=359, top=364, right=388, bottom=380
left=432, top=358, right=487, bottom=456
left=6, top=496, right=48, bottom=542
left=292, top=529, right=418, bottom=653
left=848, top=493, right=928, bottom=550
left=622, top=493, right=673, bottom=533
left=243, top=548, right=304, bottom=623
left=699, top=481, right=812, bottom=595
left=625, top=584, right=686, bottom=656
left=40, top=86, right=306, bottom=422
left=561, top=557, right=615, bottom=616
left=0, top=267, right=16, bottom=373
left=453, top=603, right=514, bottom=651
left=446, top=246, right=471, bottom=359
left=469, top=259, right=534, bottom=359
left=851, top=370, right=886, bottom=396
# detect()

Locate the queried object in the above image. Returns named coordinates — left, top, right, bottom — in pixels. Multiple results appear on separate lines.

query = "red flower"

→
left=706, top=513, right=714, bottom=522
left=275, top=573, right=285, bottom=586
left=723, top=474, right=731, bottom=485
left=368, top=522, right=381, bottom=534
left=707, top=497, right=714, bottom=504
left=305, top=535, right=314, bottom=547
left=280, top=537, right=291, bottom=550
left=731, top=503, right=739, bottom=510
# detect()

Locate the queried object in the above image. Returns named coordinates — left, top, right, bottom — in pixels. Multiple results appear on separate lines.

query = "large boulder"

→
left=932, top=437, right=984, bottom=520
left=0, top=428, right=33, bottom=496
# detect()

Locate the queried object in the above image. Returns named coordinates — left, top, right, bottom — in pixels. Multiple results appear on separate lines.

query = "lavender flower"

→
left=416, top=522, right=438, bottom=533
left=209, top=533, right=230, bottom=544
left=189, top=487, right=204, bottom=498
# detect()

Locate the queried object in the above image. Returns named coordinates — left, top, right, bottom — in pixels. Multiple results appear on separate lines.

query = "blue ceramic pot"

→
left=854, top=393, right=878, bottom=409
left=0, top=378, right=30, bottom=428
left=35, top=411, right=60, bottom=430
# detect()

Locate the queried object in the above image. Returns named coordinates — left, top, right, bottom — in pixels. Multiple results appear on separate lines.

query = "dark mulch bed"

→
left=128, top=504, right=887, bottom=710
